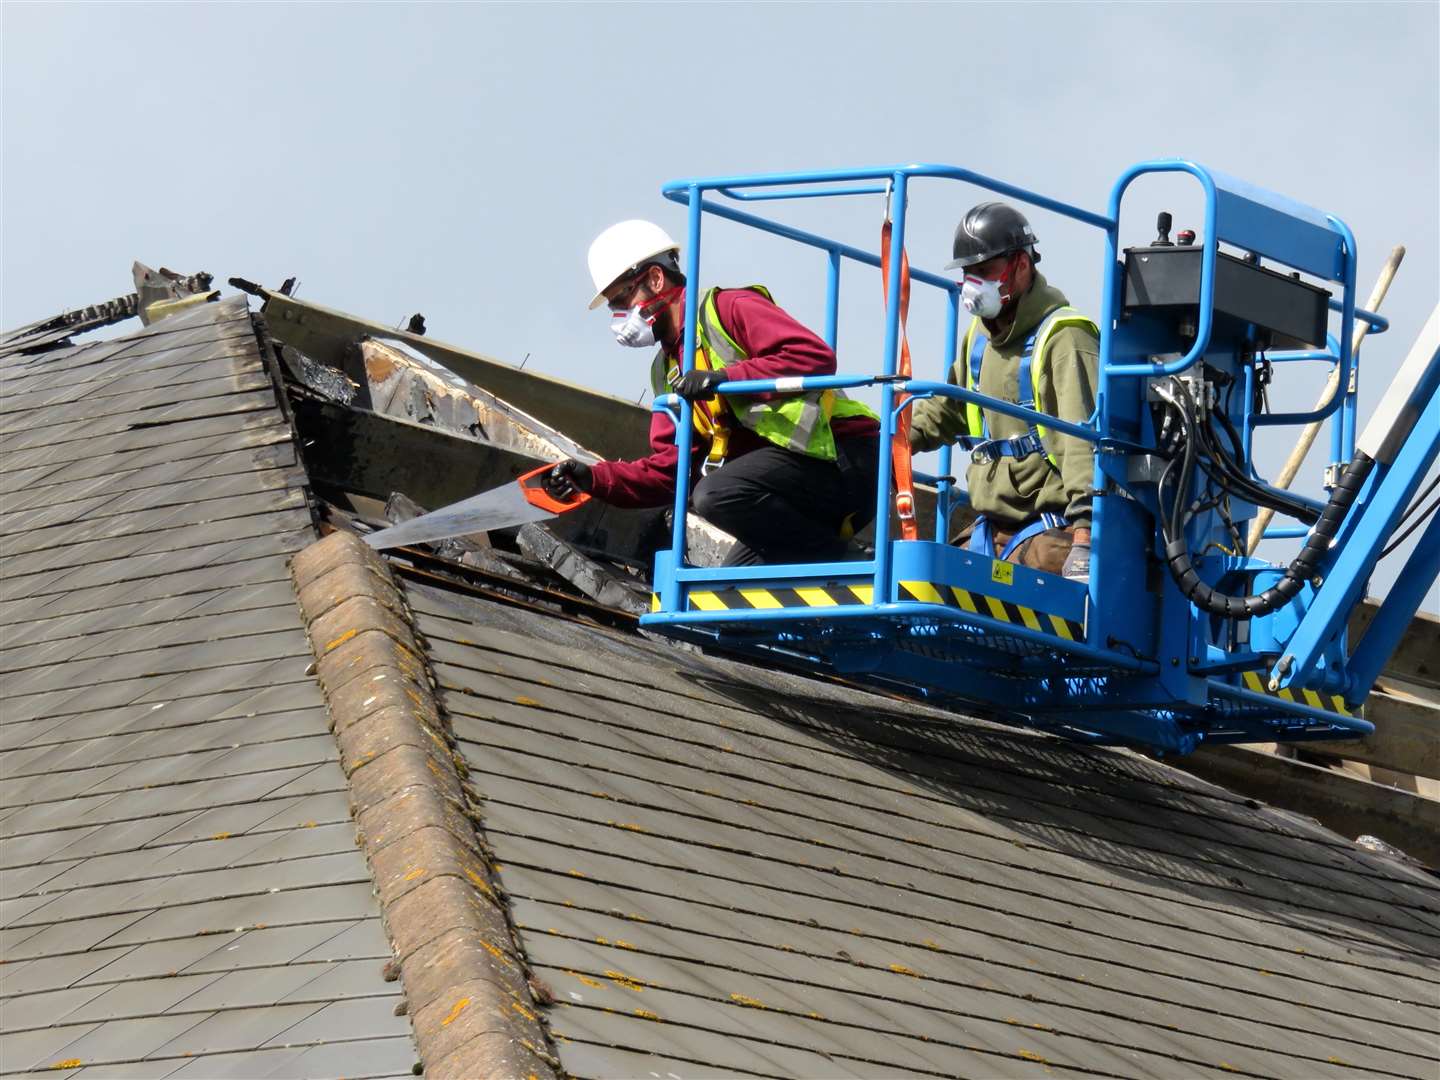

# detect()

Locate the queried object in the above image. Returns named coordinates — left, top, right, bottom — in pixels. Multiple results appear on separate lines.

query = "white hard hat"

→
left=586, top=219, right=680, bottom=310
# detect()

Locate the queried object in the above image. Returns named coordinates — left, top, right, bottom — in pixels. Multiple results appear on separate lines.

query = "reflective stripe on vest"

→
left=957, top=305, right=1099, bottom=468
left=650, top=285, right=878, bottom=463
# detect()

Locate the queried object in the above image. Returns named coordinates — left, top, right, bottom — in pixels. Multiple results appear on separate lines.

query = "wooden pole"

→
left=1247, top=245, right=1406, bottom=553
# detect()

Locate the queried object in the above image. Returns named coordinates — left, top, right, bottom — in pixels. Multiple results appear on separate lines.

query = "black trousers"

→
left=692, top=436, right=880, bottom=566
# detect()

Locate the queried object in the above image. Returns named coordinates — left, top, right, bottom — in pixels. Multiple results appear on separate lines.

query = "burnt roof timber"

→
left=292, top=397, right=666, bottom=561
left=251, top=284, right=654, bottom=460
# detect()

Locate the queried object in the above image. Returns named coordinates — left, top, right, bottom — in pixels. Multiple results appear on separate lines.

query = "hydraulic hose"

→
left=1164, top=452, right=1374, bottom=618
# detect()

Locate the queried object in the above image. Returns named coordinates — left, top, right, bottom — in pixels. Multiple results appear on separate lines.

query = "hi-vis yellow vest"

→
left=650, top=286, right=877, bottom=463
left=957, top=306, right=1099, bottom=468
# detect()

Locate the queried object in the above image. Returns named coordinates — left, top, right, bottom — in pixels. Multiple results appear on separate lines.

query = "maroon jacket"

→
left=589, top=288, right=879, bottom=508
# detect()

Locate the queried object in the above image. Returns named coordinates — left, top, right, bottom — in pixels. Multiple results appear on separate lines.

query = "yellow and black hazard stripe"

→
left=897, top=580, right=1085, bottom=643
left=1239, top=671, right=1357, bottom=718
left=650, top=582, right=875, bottom=613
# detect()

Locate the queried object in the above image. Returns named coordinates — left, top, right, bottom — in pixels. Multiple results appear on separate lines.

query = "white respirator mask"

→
left=610, top=306, right=658, bottom=349
left=608, top=281, right=681, bottom=349
left=960, top=275, right=1005, bottom=319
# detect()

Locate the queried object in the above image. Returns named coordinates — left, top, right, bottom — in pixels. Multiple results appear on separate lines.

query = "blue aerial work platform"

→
left=639, top=161, right=1440, bottom=755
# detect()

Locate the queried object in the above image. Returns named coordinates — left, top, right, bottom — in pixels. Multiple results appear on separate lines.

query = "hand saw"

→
left=362, top=463, right=589, bottom=550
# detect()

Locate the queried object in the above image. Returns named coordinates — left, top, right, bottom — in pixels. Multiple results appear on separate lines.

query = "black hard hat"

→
left=946, top=202, right=1039, bottom=270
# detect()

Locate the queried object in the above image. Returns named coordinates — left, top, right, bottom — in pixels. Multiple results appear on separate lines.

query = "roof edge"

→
left=290, top=531, right=562, bottom=1079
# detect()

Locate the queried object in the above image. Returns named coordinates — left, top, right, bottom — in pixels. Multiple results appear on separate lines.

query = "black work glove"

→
left=543, top=459, right=592, bottom=501
left=669, top=367, right=726, bottom=401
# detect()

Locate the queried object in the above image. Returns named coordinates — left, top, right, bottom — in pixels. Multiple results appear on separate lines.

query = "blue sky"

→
left=3, top=1, right=1436, bottom=607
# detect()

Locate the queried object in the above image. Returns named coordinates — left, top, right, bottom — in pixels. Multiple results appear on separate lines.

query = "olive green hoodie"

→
left=909, top=273, right=1098, bottom=529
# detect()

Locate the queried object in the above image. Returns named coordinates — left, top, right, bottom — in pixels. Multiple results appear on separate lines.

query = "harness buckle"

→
left=1011, top=432, right=1044, bottom=460
left=970, top=432, right=1044, bottom=466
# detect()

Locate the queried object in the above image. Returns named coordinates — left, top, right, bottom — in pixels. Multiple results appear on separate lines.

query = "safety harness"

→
left=650, top=285, right=877, bottom=476
left=966, top=511, right=1070, bottom=560
left=657, top=343, right=732, bottom=476
left=957, top=305, right=1097, bottom=466
left=957, top=305, right=1098, bottom=559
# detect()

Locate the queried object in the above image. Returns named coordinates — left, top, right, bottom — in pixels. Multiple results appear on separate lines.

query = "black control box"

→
left=1123, top=245, right=1331, bottom=350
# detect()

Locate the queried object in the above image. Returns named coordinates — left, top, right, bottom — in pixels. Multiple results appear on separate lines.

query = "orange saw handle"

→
left=518, top=463, right=592, bottom=514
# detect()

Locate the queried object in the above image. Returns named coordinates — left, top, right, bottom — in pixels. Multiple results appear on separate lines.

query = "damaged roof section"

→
left=0, top=295, right=139, bottom=360
left=0, top=262, right=217, bottom=361
left=261, top=283, right=736, bottom=605
left=0, top=297, right=415, bottom=1078
left=236, top=279, right=654, bottom=462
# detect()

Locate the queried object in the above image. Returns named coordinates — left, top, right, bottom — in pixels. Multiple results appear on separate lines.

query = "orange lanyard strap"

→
left=880, top=218, right=918, bottom=540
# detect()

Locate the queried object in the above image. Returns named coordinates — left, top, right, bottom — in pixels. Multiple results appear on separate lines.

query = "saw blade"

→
left=363, top=480, right=557, bottom=550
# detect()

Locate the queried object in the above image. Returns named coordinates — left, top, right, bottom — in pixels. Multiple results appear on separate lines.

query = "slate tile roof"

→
left=0, top=299, right=413, bottom=1078
left=398, top=574, right=1440, bottom=1079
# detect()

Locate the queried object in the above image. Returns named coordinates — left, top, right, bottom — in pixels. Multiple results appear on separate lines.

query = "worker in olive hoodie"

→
left=909, top=202, right=1099, bottom=582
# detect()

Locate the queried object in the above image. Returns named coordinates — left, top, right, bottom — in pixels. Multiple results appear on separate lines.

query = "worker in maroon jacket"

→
left=544, top=220, right=880, bottom=566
